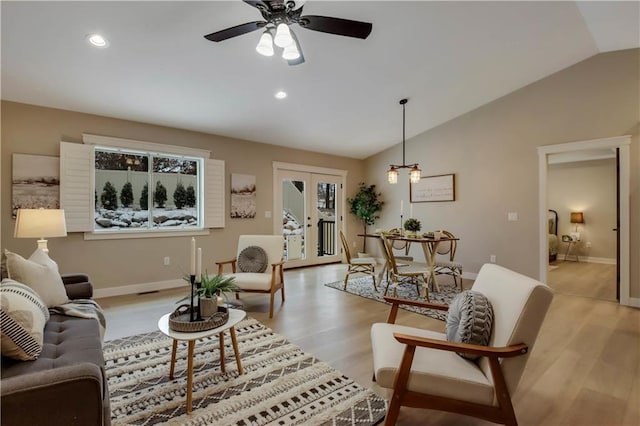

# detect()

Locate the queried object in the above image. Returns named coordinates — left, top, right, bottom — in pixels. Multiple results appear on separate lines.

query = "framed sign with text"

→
left=410, top=173, right=455, bottom=202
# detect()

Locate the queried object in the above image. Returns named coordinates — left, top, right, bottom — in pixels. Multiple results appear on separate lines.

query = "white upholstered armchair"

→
left=371, top=263, right=553, bottom=425
left=216, top=235, right=285, bottom=318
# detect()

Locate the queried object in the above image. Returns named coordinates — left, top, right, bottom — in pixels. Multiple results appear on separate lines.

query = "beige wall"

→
left=364, top=49, right=639, bottom=297
left=1, top=101, right=365, bottom=291
left=548, top=159, right=617, bottom=261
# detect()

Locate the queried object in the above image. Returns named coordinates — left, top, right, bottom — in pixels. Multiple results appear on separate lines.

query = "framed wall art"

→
left=410, top=173, right=455, bottom=203
left=12, top=153, right=60, bottom=218
left=230, top=173, right=256, bottom=218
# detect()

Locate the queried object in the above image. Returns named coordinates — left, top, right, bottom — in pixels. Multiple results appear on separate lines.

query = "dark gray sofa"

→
left=1, top=274, right=110, bottom=426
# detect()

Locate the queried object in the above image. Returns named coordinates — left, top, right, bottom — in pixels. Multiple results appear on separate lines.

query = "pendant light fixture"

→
left=387, top=98, right=421, bottom=184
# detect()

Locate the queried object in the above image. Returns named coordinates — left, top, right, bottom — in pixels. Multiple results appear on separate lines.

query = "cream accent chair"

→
left=339, top=231, right=377, bottom=291
left=216, top=235, right=285, bottom=318
left=371, top=263, right=553, bottom=426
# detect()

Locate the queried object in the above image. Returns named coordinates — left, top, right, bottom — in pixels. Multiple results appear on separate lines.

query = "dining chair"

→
left=339, top=231, right=377, bottom=291
left=216, top=234, right=285, bottom=318
left=433, top=230, right=463, bottom=290
left=380, top=235, right=429, bottom=300
left=371, top=263, right=554, bottom=426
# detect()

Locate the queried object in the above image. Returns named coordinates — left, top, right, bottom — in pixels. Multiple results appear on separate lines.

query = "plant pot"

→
left=200, top=297, right=218, bottom=318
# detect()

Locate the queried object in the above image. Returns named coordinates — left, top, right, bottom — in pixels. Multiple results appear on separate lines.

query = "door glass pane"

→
left=282, top=180, right=306, bottom=261
left=316, top=182, right=337, bottom=257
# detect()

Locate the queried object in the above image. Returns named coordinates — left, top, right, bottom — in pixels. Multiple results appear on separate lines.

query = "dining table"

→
left=359, top=232, right=459, bottom=292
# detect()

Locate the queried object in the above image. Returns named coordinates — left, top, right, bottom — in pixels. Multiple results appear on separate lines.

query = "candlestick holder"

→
left=189, top=274, right=196, bottom=322
left=195, top=279, right=203, bottom=321
left=400, top=214, right=404, bottom=236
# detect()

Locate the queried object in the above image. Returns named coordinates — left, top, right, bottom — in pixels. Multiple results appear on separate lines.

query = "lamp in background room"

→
left=387, top=98, right=421, bottom=184
left=570, top=211, right=584, bottom=241
left=14, top=208, right=67, bottom=253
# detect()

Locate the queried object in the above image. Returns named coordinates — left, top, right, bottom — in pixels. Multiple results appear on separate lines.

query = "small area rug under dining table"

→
left=325, top=276, right=462, bottom=321
left=104, top=317, right=387, bottom=425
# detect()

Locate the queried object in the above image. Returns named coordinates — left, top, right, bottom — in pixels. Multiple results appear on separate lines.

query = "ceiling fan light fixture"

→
left=255, top=30, right=274, bottom=56
left=274, top=23, right=293, bottom=48
left=282, top=41, right=300, bottom=60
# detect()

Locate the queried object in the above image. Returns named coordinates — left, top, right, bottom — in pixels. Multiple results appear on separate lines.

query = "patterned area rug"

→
left=104, top=317, right=387, bottom=425
left=325, top=276, right=462, bottom=321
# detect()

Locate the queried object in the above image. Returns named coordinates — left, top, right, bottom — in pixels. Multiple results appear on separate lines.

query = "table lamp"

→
left=14, top=208, right=67, bottom=253
left=570, top=211, right=584, bottom=240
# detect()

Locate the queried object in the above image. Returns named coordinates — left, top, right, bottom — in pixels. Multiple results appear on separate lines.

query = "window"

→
left=94, top=148, right=201, bottom=232
left=60, top=135, right=225, bottom=238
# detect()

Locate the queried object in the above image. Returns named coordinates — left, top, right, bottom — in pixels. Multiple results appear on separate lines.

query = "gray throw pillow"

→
left=446, top=290, right=494, bottom=360
left=237, top=246, right=268, bottom=273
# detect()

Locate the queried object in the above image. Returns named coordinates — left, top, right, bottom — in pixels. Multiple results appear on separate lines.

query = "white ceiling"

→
left=2, top=1, right=638, bottom=159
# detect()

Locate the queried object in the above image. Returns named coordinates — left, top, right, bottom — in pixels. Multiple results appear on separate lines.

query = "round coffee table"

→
left=157, top=308, right=246, bottom=414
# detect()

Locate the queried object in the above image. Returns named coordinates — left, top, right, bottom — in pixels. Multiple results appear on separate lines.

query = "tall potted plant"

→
left=347, top=182, right=384, bottom=253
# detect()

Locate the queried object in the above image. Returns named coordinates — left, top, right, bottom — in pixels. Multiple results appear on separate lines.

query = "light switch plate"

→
left=264, top=211, right=272, bottom=218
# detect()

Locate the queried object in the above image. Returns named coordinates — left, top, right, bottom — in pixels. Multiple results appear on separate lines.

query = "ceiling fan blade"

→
left=204, top=21, right=267, bottom=42
left=287, top=29, right=305, bottom=66
left=298, top=15, right=372, bottom=39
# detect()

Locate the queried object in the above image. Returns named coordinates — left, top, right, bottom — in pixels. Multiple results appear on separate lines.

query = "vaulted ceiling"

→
left=2, top=1, right=638, bottom=159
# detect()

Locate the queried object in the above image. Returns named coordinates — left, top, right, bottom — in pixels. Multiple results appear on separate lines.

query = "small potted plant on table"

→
left=181, top=273, right=240, bottom=318
left=403, top=218, right=422, bottom=238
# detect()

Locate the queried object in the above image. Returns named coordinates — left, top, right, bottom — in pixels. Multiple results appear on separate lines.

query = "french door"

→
left=274, top=164, right=344, bottom=268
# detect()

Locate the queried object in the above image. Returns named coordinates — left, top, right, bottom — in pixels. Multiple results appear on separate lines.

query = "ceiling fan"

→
left=204, top=0, right=373, bottom=66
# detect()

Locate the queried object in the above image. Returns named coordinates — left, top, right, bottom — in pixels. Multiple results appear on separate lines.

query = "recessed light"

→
left=275, top=91, right=287, bottom=99
left=86, top=34, right=108, bottom=48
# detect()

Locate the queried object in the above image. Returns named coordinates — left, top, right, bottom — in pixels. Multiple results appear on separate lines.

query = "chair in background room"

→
left=370, top=263, right=553, bottom=426
left=216, top=235, right=285, bottom=318
left=339, top=230, right=377, bottom=291
left=433, top=230, right=463, bottom=290
left=380, top=236, right=429, bottom=300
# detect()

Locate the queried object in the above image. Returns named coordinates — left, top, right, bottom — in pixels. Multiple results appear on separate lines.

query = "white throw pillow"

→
left=5, top=249, right=69, bottom=307
left=1, top=279, right=49, bottom=360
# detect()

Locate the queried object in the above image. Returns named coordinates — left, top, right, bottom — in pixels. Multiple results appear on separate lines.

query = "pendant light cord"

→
left=401, top=98, right=407, bottom=166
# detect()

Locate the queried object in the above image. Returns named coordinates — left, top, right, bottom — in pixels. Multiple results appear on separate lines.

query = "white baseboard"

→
left=557, top=254, right=616, bottom=265
left=625, top=297, right=640, bottom=308
left=94, top=279, right=184, bottom=299
left=462, top=271, right=478, bottom=280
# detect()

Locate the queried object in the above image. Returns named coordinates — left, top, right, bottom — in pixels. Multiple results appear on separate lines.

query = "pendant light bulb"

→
left=255, top=31, right=274, bottom=56
left=274, top=23, right=293, bottom=48
left=387, top=167, right=399, bottom=184
left=409, top=165, right=421, bottom=183
left=282, top=41, right=300, bottom=60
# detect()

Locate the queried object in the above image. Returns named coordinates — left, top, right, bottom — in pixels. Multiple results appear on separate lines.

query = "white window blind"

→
left=60, top=141, right=94, bottom=232
left=204, top=159, right=225, bottom=228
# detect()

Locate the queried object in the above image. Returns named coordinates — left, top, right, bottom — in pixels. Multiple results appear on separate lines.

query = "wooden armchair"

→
left=371, top=263, right=553, bottom=425
left=216, top=235, right=285, bottom=318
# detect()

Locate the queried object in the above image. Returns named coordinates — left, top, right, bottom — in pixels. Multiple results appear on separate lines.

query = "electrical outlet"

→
left=353, top=241, right=357, bottom=248
left=586, top=241, right=592, bottom=248
left=264, top=210, right=272, bottom=218
left=508, top=212, right=518, bottom=221
left=163, top=256, right=170, bottom=266
left=490, top=255, right=497, bottom=263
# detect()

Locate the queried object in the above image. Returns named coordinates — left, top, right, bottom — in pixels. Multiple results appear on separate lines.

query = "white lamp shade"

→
left=274, top=23, right=293, bottom=48
left=14, top=209, right=67, bottom=239
left=255, top=31, right=274, bottom=56
left=282, top=42, right=300, bottom=60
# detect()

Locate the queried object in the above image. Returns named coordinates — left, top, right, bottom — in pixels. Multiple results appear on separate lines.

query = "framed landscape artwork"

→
left=12, top=153, right=60, bottom=218
left=410, top=173, right=455, bottom=203
left=230, top=173, right=256, bottom=218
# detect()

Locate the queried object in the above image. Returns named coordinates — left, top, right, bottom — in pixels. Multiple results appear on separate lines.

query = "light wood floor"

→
left=548, top=260, right=617, bottom=302
left=97, top=264, right=640, bottom=426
